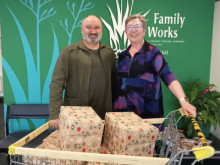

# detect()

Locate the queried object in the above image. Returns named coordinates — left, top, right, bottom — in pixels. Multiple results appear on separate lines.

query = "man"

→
left=49, top=15, right=116, bottom=129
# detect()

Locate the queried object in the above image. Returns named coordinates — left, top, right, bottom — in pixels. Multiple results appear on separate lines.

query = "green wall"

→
left=0, top=0, right=214, bottom=132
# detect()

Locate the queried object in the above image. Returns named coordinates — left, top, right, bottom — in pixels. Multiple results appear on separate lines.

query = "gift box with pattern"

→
left=59, top=106, right=104, bottom=153
left=87, top=144, right=119, bottom=165
left=103, top=112, right=158, bottom=157
left=24, top=130, right=86, bottom=165
left=113, top=141, right=155, bottom=157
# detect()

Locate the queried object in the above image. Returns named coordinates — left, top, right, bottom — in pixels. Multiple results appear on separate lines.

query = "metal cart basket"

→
left=8, top=110, right=216, bottom=165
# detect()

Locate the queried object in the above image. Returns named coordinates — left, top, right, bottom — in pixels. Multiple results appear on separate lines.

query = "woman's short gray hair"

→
left=125, top=14, right=147, bottom=31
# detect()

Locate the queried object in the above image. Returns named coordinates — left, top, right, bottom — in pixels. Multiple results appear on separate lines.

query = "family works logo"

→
left=148, top=13, right=186, bottom=38
left=101, top=0, right=150, bottom=58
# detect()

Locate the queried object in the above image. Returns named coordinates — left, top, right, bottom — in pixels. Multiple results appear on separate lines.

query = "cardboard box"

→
left=60, top=134, right=102, bottom=153
left=59, top=106, right=104, bottom=153
left=59, top=106, right=104, bottom=136
left=103, top=112, right=158, bottom=157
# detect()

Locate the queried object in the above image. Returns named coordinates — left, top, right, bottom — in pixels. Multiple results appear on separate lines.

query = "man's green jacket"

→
left=49, top=40, right=116, bottom=120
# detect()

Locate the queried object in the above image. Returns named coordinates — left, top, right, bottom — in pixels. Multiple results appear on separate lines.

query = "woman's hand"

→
left=180, top=101, right=197, bottom=118
left=168, top=80, right=196, bottom=118
left=49, top=119, right=60, bottom=129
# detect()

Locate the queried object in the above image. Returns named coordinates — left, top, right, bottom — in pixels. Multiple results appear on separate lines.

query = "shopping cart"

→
left=8, top=110, right=217, bottom=165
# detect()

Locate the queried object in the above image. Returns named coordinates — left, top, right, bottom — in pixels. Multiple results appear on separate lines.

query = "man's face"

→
left=81, top=16, right=103, bottom=43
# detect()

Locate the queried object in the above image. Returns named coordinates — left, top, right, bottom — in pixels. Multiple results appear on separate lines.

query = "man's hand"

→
left=180, top=101, right=196, bottom=118
left=49, top=119, right=60, bottom=129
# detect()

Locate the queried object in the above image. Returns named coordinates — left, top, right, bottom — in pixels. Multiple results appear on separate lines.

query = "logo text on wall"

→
left=148, top=13, right=186, bottom=38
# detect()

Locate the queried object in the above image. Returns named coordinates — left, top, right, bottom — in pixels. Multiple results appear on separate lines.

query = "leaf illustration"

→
left=27, top=119, right=36, bottom=131
left=61, top=0, right=95, bottom=44
left=41, top=9, right=48, bottom=19
left=16, top=119, right=21, bottom=130
left=42, top=26, right=59, bottom=103
left=77, top=19, right=83, bottom=27
left=7, top=6, right=38, bottom=102
left=72, top=2, right=75, bottom=14
left=28, top=0, right=33, bottom=8
left=101, top=0, right=150, bottom=57
left=48, top=7, right=54, bottom=15
left=65, top=18, right=68, bottom=29
left=85, top=2, right=92, bottom=8
left=2, top=57, right=28, bottom=103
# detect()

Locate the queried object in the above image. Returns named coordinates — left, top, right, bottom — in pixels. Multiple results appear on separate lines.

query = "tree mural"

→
left=2, top=0, right=95, bottom=131
left=60, top=0, right=95, bottom=45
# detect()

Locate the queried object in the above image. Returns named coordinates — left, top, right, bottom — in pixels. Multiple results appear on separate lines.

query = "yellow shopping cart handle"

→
left=179, top=108, right=215, bottom=161
left=192, top=146, right=215, bottom=162
left=179, top=108, right=208, bottom=146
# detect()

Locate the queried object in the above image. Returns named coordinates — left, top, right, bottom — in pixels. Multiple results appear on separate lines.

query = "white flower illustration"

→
left=101, top=0, right=150, bottom=58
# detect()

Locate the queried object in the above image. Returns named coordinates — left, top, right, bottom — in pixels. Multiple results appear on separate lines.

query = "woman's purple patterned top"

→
left=113, top=40, right=177, bottom=118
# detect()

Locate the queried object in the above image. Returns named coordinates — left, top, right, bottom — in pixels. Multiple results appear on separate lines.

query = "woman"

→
left=113, top=14, right=196, bottom=118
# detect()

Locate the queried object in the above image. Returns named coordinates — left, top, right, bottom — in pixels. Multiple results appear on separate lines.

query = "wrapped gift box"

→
left=100, top=143, right=110, bottom=154
left=59, top=106, right=104, bottom=136
left=104, top=122, right=158, bottom=146
left=87, top=144, right=120, bottom=165
left=60, top=134, right=102, bottom=153
left=113, top=142, right=154, bottom=157
left=31, top=130, right=86, bottom=165
left=103, top=112, right=158, bottom=157
left=59, top=106, right=104, bottom=153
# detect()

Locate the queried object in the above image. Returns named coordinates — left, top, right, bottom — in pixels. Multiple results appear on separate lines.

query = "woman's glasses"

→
left=126, top=24, right=142, bottom=31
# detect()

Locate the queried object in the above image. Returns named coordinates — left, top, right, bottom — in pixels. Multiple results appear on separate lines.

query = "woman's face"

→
left=125, top=18, right=146, bottom=44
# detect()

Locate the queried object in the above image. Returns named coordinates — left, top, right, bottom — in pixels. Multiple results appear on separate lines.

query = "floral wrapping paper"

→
left=59, top=106, right=104, bottom=136
left=103, top=112, right=158, bottom=157
left=104, top=122, right=158, bottom=146
left=59, top=106, right=104, bottom=153
left=87, top=142, right=154, bottom=165
left=103, top=135, right=154, bottom=157
left=24, top=130, right=85, bottom=165
left=59, top=134, right=102, bottom=153
left=113, top=142, right=154, bottom=156
left=87, top=144, right=120, bottom=165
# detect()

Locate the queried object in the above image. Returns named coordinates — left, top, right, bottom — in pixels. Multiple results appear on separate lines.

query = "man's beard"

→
left=82, top=33, right=102, bottom=43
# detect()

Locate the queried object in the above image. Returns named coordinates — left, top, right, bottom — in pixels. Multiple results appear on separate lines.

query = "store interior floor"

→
left=0, top=98, right=8, bottom=165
